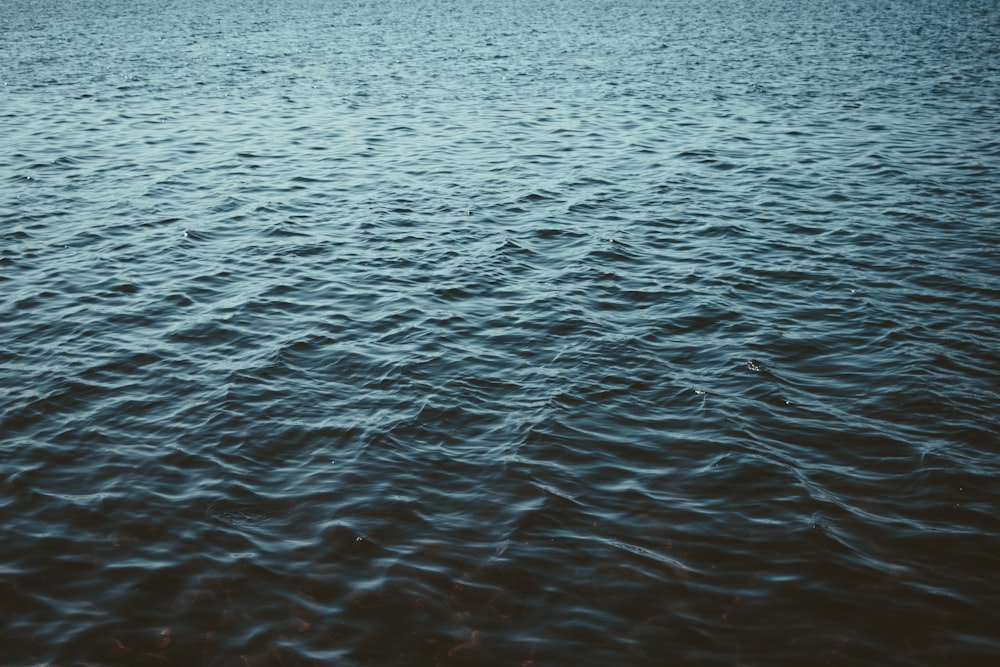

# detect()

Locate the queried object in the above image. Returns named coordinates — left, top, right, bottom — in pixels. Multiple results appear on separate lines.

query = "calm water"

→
left=2, top=0, right=1000, bottom=664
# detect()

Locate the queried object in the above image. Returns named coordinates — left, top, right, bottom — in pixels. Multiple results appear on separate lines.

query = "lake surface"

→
left=2, top=0, right=999, bottom=665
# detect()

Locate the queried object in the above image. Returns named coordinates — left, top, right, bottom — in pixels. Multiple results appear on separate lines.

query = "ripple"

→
left=2, top=0, right=1000, bottom=665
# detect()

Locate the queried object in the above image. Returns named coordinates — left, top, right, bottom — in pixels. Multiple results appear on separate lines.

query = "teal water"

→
left=2, top=1, right=999, bottom=665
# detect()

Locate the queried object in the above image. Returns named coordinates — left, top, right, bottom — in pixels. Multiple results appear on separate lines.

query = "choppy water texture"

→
left=3, top=0, right=1000, bottom=665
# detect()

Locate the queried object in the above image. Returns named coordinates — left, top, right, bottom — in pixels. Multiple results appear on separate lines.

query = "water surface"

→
left=2, top=0, right=999, bottom=665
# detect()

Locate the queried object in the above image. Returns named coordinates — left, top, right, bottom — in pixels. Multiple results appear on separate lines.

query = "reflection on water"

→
left=2, top=0, right=999, bottom=665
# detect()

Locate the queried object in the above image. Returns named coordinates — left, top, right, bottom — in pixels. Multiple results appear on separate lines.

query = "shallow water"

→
left=2, top=0, right=999, bottom=665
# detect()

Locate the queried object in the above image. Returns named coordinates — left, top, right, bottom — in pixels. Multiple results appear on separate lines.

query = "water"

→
left=2, top=0, right=999, bottom=664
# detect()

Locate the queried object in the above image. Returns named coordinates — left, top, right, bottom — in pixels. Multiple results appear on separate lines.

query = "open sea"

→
left=2, top=0, right=999, bottom=665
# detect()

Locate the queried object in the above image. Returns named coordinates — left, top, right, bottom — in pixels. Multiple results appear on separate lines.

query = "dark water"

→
left=2, top=0, right=1000, bottom=664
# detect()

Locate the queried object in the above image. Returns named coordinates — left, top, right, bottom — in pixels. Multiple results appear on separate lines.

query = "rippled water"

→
left=3, top=0, right=1000, bottom=665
